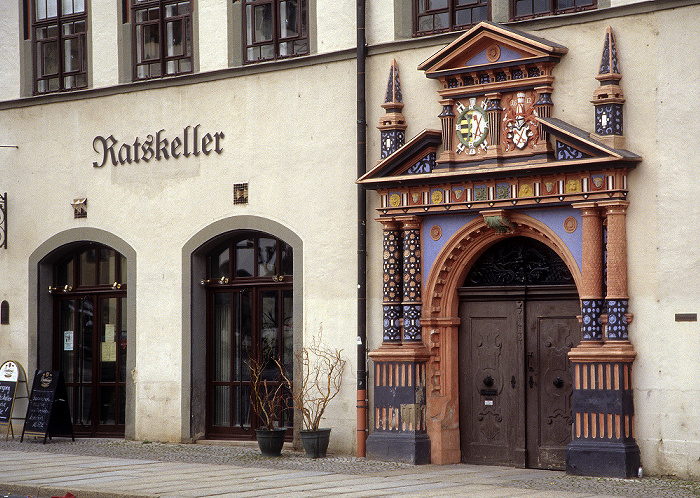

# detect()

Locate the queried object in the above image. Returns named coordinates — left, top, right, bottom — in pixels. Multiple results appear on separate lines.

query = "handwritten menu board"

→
left=21, top=370, right=74, bottom=443
left=0, top=361, right=19, bottom=427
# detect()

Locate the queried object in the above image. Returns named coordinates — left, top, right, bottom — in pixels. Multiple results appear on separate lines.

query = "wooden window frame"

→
left=243, top=0, right=309, bottom=64
left=510, top=0, right=596, bottom=21
left=31, top=0, right=88, bottom=95
left=131, top=0, right=193, bottom=81
left=413, top=0, right=488, bottom=37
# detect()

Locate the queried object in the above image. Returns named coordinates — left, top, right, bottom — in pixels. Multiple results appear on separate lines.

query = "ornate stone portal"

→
left=360, top=23, right=641, bottom=477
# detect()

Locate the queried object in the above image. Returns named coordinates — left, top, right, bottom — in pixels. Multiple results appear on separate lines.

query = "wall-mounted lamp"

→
left=0, top=192, right=6, bottom=249
left=48, top=285, right=73, bottom=293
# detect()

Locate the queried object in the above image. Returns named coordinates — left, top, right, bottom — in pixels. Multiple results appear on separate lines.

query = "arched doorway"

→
left=202, top=231, right=293, bottom=439
left=457, top=236, right=579, bottom=469
left=50, top=243, right=128, bottom=437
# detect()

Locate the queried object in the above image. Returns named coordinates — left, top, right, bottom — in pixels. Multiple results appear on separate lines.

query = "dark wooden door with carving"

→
left=457, top=236, right=579, bottom=470
left=458, top=289, right=578, bottom=469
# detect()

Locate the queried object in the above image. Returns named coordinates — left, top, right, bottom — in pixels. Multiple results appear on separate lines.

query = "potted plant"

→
left=248, top=353, right=288, bottom=457
left=280, top=329, right=346, bottom=458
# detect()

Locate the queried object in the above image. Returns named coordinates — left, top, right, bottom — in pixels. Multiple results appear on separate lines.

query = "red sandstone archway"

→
left=421, top=212, right=582, bottom=464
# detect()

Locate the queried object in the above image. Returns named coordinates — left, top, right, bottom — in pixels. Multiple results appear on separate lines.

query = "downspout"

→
left=356, top=0, right=368, bottom=458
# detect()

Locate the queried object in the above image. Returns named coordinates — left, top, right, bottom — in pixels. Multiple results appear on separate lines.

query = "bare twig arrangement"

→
left=279, top=329, right=346, bottom=431
left=248, top=354, right=286, bottom=431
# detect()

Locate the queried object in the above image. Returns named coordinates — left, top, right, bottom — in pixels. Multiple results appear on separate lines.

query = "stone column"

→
left=381, top=218, right=402, bottom=343
left=401, top=217, right=422, bottom=342
left=567, top=200, right=639, bottom=478
left=576, top=203, right=604, bottom=342
left=603, top=201, right=630, bottom=340
left=367, top=216, right=431, bottom=464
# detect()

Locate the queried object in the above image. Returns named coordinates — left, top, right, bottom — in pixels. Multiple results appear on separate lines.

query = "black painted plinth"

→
left=566, top=440, right=640, bottom=478
left=366, top=431, right=431, bottom=465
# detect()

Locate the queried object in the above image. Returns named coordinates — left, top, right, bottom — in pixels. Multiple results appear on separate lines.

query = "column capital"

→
left=376, top=217, right=402, bottom=230
left=395, top=215, right=422, bottom=231
left=598, top=200, right=630, bottom=213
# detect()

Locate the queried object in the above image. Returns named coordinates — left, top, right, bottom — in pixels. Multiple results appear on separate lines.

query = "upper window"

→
left=131, top=0, right=192, bottom=80
left=243, top=0, right=309, bottom=64
left=511, top=0, right=595, bottom=20
left=414, top=0, right=487, bottom=37
left=32, top=0, right=88, bottom=94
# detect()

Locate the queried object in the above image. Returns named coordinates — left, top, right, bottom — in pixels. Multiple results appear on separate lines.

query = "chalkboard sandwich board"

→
left=0, top=361, right=22, bottom=438
left=21, top=370, right=74, bottom=443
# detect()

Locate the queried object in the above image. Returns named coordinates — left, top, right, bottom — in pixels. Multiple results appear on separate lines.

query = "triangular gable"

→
left=540, top=117, right=641, bottom=163
left=418, top=22, right=567, bottom=80
left=358, top=129, right=442, bottom=185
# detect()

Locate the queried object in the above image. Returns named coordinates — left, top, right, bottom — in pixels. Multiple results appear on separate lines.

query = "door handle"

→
left=529, top=375, right=534, bottom=389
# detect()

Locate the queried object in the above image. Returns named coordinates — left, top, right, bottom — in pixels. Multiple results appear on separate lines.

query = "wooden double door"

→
left=458, top=286, right=579, bottom=470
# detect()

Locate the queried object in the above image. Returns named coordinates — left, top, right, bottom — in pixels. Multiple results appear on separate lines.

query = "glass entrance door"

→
left=205, top=232, right=293, bottom=439
left=52, top=244, right=127, bottom=436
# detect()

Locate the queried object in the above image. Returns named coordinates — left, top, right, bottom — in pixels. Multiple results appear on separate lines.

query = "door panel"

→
left=525, top=299, right=579, bottom=469
left=459, top=300, right=524, bottom=466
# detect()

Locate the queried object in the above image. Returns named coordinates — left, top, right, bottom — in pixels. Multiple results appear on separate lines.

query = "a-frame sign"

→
left=21, top=370, right=74, bottom=443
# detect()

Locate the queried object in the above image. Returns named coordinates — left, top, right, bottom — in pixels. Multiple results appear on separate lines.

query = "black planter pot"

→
left=255, top=428, right=286, bottom=457
left=300, top=428, right=332, bottom=458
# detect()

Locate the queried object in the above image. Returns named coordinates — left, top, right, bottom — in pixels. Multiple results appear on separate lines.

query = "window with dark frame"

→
left=511, top=0, right=596, bottom=20
left=244, top=0, right=309, bottom=64
left=414, top=0, right=488, bottom=37
left=32, top=0, right=88, bottom=94
left=131, top=0, right=193, bottom=81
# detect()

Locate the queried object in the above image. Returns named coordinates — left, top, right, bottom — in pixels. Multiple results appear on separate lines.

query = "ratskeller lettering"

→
left=93, top=125, right=224, bottom=168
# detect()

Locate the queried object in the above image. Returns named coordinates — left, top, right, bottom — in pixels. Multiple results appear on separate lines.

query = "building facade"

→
left=1, top=0, right=699, bottom=480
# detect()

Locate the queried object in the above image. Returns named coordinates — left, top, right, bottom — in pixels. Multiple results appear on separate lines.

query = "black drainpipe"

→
left=356, top=0, right=368, bottom=458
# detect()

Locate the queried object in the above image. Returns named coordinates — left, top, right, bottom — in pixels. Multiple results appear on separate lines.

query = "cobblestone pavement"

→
left=0, top=438, right=699, bottom=497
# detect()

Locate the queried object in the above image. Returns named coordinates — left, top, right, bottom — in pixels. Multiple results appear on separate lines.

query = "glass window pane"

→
left=166, top=19, right=183, bottom=56
left=60, top=299, right=76, bottom=383
left=534, top=0, right=550, bottom=13
left=100, top=386, right=116, bottom=424
left=418, top=15, right=433, bottom=32
left=210, top=246, right=230, bottom=280
left=213, top=292, right=231, bottom=382
left=79, top=248, right=97, bottom=286
left=62, top=0, right=74, bottom=15
left=143, top=23, right=160, bottom=60
left=119, top=254, right=127, bottom=285
left=236, top=239, right=255, bottom=277
left=36, top=0, right=48, bottom=20
left=79, top=297, right=93, bottom=383
left=56, top=257, right=74, bottom=287
left=41, top=40, right=59, bottom=76
left=455, top=9, right=471, bottom=26
left=261, top=44, right=274, bottom=60
left=100, top=297, right=118, bottom=382
left=417, top=0, right=428, bottom=14
left=281, top=242, right=293, bottom=276
left=239, top=289, right=252, bottom=381
left=260, top=290, right=278, bottom=380
left=434, top=12, right=448, bottom=29
left=258, top=238, right=277, bottom=276
left=119, top=296, right=127, bottom=383
left=282, top=290, right=293, bottom=374
left=279, top=1, right=298, bottom=38
left=293, top=39, right=307, bottom=55
left=516, top=0, right=532, bottom=16
left=254, top=3, right=273, bottom=42
left=98, top=248, right=116, bottom=285
left=430, top=0, right=448, bottom=9
left=213, top=385, right=230, bottom=426
left=472, top=6, right=487, bottom=22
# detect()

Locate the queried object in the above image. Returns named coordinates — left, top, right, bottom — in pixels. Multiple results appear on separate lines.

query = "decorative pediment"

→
left=418, top=22, right=567, bottom=96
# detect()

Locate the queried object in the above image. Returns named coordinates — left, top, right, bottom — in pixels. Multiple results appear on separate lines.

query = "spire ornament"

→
left=591, top=27, right=625, bottom=149
left=378, top=60, right=407, bottom=159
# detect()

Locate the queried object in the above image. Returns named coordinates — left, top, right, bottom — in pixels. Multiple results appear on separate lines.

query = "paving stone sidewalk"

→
left=1, top=439, right=699, bottom=497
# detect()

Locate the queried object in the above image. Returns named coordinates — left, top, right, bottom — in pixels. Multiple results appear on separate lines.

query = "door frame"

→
left=421, top=212, right=582, bottom=464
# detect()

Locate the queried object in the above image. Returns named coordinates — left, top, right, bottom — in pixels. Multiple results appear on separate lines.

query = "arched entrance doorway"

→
left=457, top=236, right=579, bottom=470
left=202, top=231, right=293, bottom=439
left=50, top=242, right=128, bottom=437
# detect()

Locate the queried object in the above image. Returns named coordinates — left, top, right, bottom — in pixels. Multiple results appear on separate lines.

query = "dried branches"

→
left=248, top=354, right=286, bottom=431
left=280, top=331, right=346, bottom=431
